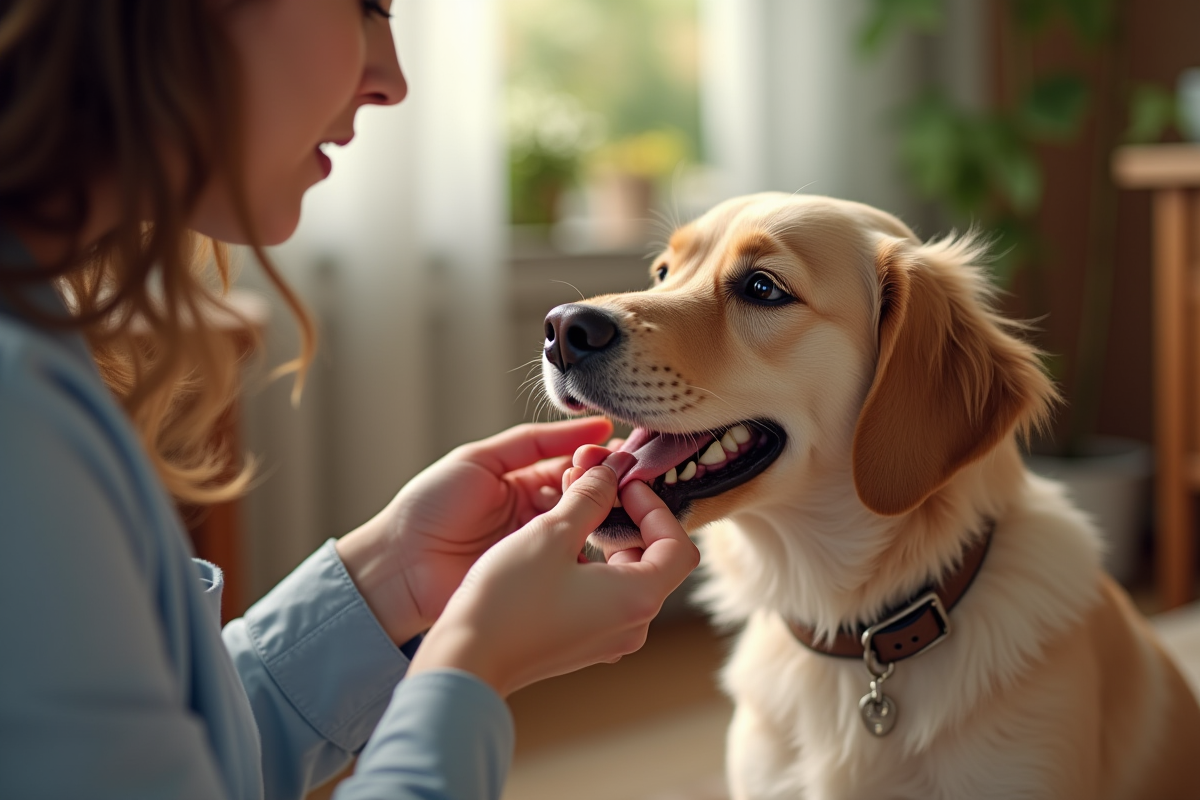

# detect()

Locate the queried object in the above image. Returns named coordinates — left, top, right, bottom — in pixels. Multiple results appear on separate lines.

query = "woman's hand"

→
left=335, top=418, right=614, bottom=646
left=405, top=456, right=701, bottom=698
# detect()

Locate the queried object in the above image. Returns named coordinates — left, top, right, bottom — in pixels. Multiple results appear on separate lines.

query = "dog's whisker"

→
left=515, top=377, right=540, bottom=393
left=517, top=372, right=546, bottom=391
left=507, top=355, right=543, bottom=375
left=668, top=164, right=684, bottom=233
left=517, top=382, right=544, bottom=414
left=549, top=279, right=585, bottom=302
left=532, top=391, right=553, bottom=424
left=689, top=384, right=740, bottom=418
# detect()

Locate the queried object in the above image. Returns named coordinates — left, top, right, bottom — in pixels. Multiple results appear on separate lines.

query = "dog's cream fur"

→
left=544, top=193, right=1200, bottom=798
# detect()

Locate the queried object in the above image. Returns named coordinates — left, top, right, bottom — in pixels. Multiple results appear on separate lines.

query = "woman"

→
left=0, top=2, right=699, bottom=799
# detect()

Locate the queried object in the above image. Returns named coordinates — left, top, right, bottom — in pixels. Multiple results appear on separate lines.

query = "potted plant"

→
left=506, top=87, right=604, bottom=227
left=585, top=128, right=691, bottom=248
left=860, top=0, right=1182, bottom=583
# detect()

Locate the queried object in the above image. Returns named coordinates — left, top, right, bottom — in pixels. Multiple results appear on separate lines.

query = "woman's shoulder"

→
left=0, top=307, right=182, bottom=572
left=0, top=285, right=104, bottom=394
left=0, top=310, right=136, bottom=472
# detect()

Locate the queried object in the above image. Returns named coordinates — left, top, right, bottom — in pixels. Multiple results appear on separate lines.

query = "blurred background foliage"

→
left=862, top=0, right=1179, bottom=286
left=503, top=0, right=702, bottom=226
left=862, top=0, right=1183, bottom=451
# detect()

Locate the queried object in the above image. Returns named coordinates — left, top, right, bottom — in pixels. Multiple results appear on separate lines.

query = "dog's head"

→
left=541, top=193, right=1055, bottom=552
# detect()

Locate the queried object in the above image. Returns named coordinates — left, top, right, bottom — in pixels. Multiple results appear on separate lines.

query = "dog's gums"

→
left=592, top=419, right=786, bottom=544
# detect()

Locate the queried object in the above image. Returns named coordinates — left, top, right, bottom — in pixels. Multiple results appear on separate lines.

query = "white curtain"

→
left=700, top=0, right=987, bottom=233
left=240, top=0, right=507, bottom=595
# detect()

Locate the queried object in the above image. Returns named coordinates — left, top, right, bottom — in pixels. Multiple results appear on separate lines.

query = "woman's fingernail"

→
left=563, top=466, right=582, bottom=493
left=602, top=451, right=636, bottom=480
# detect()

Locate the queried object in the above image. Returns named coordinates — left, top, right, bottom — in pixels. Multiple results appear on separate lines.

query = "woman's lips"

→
left=315, top=146, right=332, bottom=179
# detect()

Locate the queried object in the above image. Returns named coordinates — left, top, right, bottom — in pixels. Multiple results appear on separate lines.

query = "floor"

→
left=308, top=593, right=1200, bottom=800
left=500, top=598, right=1200, bottom=800
left=503, top=616, right=731, bottom=800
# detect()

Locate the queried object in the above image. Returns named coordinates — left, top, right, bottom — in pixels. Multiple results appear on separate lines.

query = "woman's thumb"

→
left=543, top=454, right=633, bottom=551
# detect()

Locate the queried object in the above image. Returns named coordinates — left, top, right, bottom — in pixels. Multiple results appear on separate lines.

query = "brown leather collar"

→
left=785, top=520, right=994, bottom=665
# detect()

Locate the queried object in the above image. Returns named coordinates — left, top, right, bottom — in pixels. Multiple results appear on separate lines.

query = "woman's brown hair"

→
left=0, top=0, right=315, bottom=504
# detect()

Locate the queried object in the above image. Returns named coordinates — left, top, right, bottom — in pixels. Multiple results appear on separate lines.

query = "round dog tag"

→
left=858, top=692, right=897, bottom=737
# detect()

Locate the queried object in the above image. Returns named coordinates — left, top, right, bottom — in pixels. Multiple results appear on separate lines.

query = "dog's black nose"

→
left=544, top=304, right=619, bottom=372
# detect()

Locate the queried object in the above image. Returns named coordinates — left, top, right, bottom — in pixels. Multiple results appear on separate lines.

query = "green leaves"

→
left=897, top=94, right=962, bottom=201
left=858, top=0, right=944, bottom=53
left=860, top=0, right=1120, bottom=290
left=1010, top=0, right=1116, bottom=41
left=898, top=94, right=1043, bottom=218
left=1020, top=74, right=1091, bottom=139
left=981, top=122, right=1043, bottom=213
left=1124, top=82, right=1178, bottom=144
left=1058, top=0, right=1117, bottom=44
left=861, top=0, right=1115, bottom=49
left=1011, top=0, right=1057, bottom=32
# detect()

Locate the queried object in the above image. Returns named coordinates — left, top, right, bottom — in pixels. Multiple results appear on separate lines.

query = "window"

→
left=503, top=0, right=704, bottom=250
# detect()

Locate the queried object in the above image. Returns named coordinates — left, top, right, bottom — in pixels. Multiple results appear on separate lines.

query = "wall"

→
left=992, top=0, right=1200, bottom=445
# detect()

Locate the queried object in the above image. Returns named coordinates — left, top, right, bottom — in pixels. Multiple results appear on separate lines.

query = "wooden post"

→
left=1155, top=189, right=1193, bottom=609
left=1113, top=145, right=1200, bottom=610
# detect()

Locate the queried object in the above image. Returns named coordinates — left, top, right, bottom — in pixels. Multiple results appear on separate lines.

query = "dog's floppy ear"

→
left=852, top=235, right=1056, bottom=516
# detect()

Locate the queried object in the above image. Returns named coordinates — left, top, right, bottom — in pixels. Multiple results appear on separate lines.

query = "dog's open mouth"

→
left=594, top=419, right=786, bottom=542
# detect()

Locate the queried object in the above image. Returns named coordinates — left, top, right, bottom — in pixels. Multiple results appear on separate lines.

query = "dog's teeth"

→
left=679, top=461, right=697, bottom=481
left=664, top=467, right=678, bottom=485
left=700, top=441, right=726, bottom=465
left=730, top=424, right=751, bottom=444
left=721, top=431, right=739, bottom=453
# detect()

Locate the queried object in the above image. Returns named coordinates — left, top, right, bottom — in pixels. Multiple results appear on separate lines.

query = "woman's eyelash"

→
left=363, top=1, right=392, bottom=19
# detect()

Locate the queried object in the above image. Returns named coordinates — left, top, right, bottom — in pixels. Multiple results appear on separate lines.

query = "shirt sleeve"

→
left=333, top=671, right=515, bottom=800
left=222, top=540, right=411, bottom=799
left=224, top=543, right=515, bottom=800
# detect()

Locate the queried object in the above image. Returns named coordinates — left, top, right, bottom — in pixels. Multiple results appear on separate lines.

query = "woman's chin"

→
left=247, top=201, right=303, bottom=247
left=190, top=185, right=302, bottom=248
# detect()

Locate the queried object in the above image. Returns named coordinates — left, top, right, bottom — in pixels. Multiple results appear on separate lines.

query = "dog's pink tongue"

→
left=618, top=428, right=712, bottom=487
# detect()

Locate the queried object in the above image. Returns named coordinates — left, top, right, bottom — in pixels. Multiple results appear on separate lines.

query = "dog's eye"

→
left=743, top=271, right=790, bottom=304
left=654, top=263, right=669, bottom=283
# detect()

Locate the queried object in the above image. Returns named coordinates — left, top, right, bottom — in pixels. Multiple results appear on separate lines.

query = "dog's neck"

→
left=696, top=438, right=1028, bottom=641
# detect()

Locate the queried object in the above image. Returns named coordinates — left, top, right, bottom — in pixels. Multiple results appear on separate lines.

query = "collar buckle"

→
left=860, top=590, right=952, bottom=675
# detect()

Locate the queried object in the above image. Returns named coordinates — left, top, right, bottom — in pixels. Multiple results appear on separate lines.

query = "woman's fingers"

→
left=613, top=481, right=699, bottom=590
left=464, top=418, right=613, bottom=476
left=572, top=444, right=612, bottom=470
left=561, top=465, right=581, bottom=495
left=510, top=442, right=621, bottom=517
left=601, top=451, right=635, bottom=478
left=606, top=547, right=644, bottom=565
left=539, top=465, right=622, bottom=552
left=533, top=485, right=560, bottom=512
left=509, top=455, right=572, bottom=510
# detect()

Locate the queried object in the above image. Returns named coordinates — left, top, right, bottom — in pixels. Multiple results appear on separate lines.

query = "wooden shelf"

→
left=1113, top=144, right=1200, bottom=189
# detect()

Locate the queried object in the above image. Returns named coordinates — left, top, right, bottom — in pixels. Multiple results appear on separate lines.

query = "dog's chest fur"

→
left=697, top=471, right=1108, bottom=799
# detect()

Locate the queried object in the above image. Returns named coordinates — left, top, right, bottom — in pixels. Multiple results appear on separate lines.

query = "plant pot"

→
left=1023, top=436, right=1152, bottom=585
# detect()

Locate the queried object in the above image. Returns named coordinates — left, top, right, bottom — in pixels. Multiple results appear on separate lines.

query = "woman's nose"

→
left=360, top=22, right=407, bottom=107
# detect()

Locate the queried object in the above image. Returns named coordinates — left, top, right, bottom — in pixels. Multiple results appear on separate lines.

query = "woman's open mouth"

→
left=594, top=419, right=786, bottom=542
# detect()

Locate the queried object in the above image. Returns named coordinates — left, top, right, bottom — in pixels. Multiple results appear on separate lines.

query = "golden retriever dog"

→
left=540, top=192, right=1200, bottom=799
